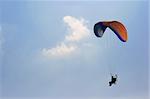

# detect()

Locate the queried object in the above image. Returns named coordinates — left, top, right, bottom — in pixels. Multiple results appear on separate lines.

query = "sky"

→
left=0, top=0, right=149, bottom=99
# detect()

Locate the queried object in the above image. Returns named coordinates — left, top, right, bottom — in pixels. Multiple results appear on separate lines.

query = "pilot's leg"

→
left=109, top=82, right=112, bottom=86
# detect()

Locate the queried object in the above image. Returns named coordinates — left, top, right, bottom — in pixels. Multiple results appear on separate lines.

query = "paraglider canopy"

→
left=94, top=21, right=128, bottom=42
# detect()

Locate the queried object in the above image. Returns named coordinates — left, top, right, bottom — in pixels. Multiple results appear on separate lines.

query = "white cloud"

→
left=41, top=16, right=91, bottom=58
left=42, top=43, right=77, bottom=57
left=64, top=16, right=90, bottom=42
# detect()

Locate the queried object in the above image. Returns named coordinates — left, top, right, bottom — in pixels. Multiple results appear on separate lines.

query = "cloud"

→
left=42, top=43, right=77, bottom=57
left=41, top=16, right=90, bottom=58
left=63, top=16, right=90, bottom=42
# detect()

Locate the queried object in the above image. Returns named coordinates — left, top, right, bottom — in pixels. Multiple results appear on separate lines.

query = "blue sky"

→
left=0, top=0, right=149, bottom=99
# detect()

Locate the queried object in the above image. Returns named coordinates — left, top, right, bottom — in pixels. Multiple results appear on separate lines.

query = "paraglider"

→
left=94, top=21, right=128, bottom=42
left=109, top=74, right=117, bottom=86
left=93, top=21, right=128, bottom=86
